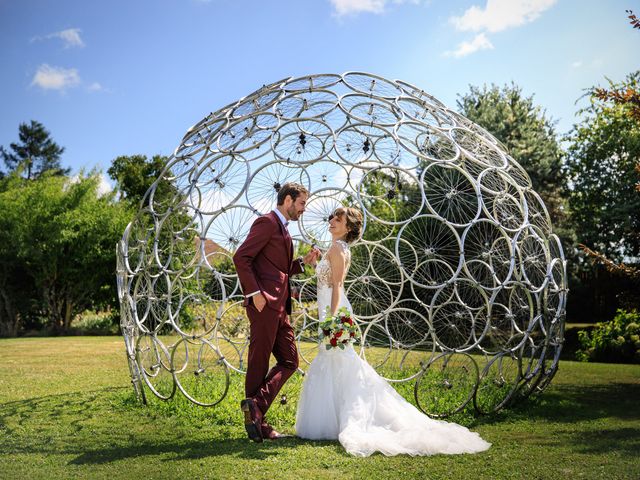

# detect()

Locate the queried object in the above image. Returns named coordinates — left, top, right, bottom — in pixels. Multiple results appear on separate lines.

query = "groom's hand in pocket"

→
left=253, top=293, right=267, bottom=312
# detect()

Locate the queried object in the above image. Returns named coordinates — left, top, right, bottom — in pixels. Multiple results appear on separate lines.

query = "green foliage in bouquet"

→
left=576, top=309, right=640, bottom=363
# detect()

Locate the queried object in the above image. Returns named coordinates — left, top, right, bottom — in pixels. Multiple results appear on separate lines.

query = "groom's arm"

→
left=233, top=216, right=277, bottom=296
left=290, top=256, right=304, bottom=276
left=289, top=247, right=320, bottom=276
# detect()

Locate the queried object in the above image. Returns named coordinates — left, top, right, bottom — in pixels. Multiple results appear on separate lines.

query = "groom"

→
left=233, top=183, right=320, bottom=442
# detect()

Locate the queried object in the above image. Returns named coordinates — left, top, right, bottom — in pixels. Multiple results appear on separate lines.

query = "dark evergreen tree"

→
left=1, top=120, right=68, bottom=180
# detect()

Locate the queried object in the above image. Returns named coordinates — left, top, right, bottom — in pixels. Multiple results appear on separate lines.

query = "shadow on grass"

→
left=0, top=387, right=127, bottom=432
left=480, top=382, right=640, bottom=425
left=559, top=428, right=640, bottom=456
left=68, top=436, right=336, bottom=465
left=0, top=387, right=338, bottom=465
left=474, top=381, right=640, bottom=458
left=2, top=380, right=639, bottom=465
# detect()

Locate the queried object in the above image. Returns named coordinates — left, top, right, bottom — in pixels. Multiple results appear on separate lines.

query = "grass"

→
left=0, top=337, right=639, bottom=480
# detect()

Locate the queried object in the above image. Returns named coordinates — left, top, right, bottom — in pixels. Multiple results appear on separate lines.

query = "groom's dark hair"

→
left=277, top=183, right=309, bottom=205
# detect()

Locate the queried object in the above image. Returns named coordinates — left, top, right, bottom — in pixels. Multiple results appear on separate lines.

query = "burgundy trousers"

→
left=245, top=305, right=299, bottom=417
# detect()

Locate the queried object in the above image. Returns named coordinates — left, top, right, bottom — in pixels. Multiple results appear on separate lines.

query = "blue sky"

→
left=0, top=0, right=637, bottom=187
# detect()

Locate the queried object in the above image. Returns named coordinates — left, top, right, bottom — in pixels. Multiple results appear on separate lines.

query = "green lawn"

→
left=0, top=337, right=639, bottom=480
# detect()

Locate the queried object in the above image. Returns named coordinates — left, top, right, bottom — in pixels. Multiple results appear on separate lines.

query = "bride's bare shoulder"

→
left=326, top=241, right=348, bottom=259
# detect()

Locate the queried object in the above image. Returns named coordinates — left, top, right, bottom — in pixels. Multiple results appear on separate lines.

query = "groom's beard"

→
left=288, top=206, right=302, bottom=221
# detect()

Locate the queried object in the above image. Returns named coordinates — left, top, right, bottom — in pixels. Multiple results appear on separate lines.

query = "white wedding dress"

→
left=295, top=240, right=491, bottom=457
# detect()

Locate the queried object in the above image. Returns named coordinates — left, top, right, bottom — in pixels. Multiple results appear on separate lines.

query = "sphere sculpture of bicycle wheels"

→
left=116, top=72, right=567, bottom=417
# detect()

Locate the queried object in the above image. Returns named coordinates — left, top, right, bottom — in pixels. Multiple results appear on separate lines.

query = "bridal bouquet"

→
left=320, top=306, right=360, bottom=350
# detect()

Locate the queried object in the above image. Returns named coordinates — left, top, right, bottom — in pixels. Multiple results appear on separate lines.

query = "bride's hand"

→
left=303, top=247, right=321, bottom=266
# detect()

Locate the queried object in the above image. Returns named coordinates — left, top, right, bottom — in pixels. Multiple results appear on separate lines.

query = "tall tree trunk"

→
left=63, top=299, right=73, bottom=332
left=0, top=287, right=21, bottom=337
left=10, top=313, right=21, bottom=337
left=44, top=284, right=63, bottom=332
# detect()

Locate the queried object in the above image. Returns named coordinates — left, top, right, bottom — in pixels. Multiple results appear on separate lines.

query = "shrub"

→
left=576, top=309, right=640, bottom=363
left=70, top=310, right=119, bottom=335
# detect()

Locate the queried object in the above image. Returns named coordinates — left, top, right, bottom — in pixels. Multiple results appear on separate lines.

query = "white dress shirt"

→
left=272, top=208, right=289, bottom=228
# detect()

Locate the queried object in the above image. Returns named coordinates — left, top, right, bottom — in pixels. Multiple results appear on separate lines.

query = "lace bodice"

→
left=316, top=240, right=351, bottom=289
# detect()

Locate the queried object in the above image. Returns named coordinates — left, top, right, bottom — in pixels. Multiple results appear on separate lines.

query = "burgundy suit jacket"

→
left=233, top=211, right=304, bottom=314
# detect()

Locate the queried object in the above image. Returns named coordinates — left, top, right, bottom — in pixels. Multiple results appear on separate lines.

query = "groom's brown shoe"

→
left=240, top=398, right=263, bottom=443
left=261, top=422, right=289, bottom=440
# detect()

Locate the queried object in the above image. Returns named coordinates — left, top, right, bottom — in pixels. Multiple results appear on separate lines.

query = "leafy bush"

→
left=70, top=310, right=119, bottom=335
left=576, top=309, right=640, bottom=363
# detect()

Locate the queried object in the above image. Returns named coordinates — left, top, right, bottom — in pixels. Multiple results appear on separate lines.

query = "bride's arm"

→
left=327, top=244, right=347, bottom=316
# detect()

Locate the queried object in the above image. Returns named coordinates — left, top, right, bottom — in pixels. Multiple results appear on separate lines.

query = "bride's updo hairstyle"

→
left=333, top=207, right=363, bottom=244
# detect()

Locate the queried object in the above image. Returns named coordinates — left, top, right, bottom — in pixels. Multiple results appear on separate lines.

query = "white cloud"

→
left=571, top=60, right=582, bottom=68
left=97, top=173, right=114, bottom=197
left=331, top=0, right=386, bottom=16
left=31, top=64, right=81, bottom=91
left=450, top=0, right=557, bottom=33
left=445, top=0, right=556, bottom=58
left=56, top=28, right=85, bottom=48
left=444, top=33, right=494, bottom=58
left=329, top=0, right=421, bottom=16
left=32, top=28, right=85, bottom=48
left=66, top=173, right=114, bottom=197
left=87, top=82, right=105, bottom=92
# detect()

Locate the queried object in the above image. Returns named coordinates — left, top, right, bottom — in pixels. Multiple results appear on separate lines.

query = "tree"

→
left=566, top=71, right=640, bottom=262
left=580, top=9, right=640, bottom=280
left=457, top=83, right=569, bottom=236
left=0, top=120, right=69, bottom=180
left=0, top=171, right=132, bottom=333
left=565, top=71, right=640, bottom=318
left=107, top=154, right=173, bottom=207
left=0, top=174, right=37, bottom=336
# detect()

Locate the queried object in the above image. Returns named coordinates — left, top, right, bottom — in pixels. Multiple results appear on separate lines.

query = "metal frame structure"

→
left=116, top=72, right=567, bottom=416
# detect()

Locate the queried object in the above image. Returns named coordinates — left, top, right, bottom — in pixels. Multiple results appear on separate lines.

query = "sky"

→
left=0, top=0, right=638, bottom=189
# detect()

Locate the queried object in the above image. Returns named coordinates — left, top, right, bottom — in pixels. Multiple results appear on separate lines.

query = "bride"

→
left=295, top=206, right=491, bottom=457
